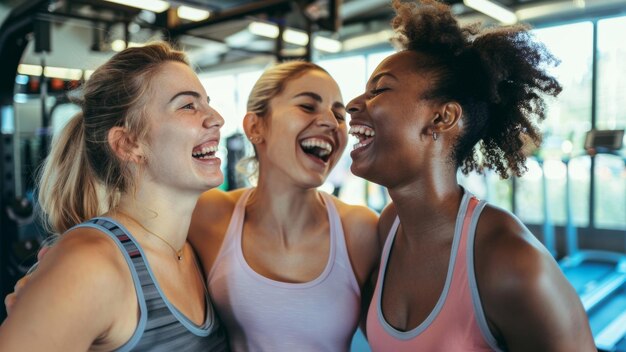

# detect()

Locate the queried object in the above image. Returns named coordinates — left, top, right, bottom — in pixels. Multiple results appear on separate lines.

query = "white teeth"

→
left=349, top=125, right=375, bottom=137
left=192, top=144, right=218, bottom=157
left=349, top=124, right=375, bottom=151
left=353, top=141, right=372, bottom=150
left=300, top=138, right=333, bottom=155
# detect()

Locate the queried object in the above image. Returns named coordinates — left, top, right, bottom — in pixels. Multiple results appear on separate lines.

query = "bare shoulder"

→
left=193, top=188, right=246, bottom=223
left=475, top=204, right=594, bottom=350
left=474, top=204, right=554, bottom=294
left=190, top=188, right=247, bottom=241
left=0, top=226, right=133, bottom=351
left=189, top=188, right=249, bottom=272
left=329, top=195, right=380, bottom=288
left=41, top=226, right=132, bottom=286
left=331, top=196, right=379, bottom=238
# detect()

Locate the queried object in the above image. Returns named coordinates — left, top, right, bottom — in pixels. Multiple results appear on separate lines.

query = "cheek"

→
left=337, top=126, right=348, bottom=150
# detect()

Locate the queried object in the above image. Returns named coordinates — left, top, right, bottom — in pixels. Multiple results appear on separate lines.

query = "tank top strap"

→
left=319, top=191, right=360, bottom=295
left=463, top=199, right=505, bottom=351
left=208, top=188, right=254, bottom=278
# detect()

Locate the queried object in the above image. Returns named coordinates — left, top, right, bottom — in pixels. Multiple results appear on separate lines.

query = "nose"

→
left=203, top=106, right=225, bottom=129
left=317, top=109, right=339, bottom=130
left=346, top=94, right=363, bottom=115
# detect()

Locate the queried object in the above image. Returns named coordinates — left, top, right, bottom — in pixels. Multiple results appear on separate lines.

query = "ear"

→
left=432, top=102, right=462, bottom=134
left=108, top=126, right=144, bottom=163
left=243, top=112, right=265, bottom=144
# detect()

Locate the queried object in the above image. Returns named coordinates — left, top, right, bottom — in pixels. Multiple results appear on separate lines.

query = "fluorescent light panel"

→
left=248, top=22, right=279, bottom=38
left=44, top=67, right=83, bottom=80
left=248, top=22, right=342, bottom=53
left=111, top=40, right=144, bottom=52
left=463, top=0, right=517, bottom=24
left=103, top=0, right=170, bottom=13
left=177, top=5, right=211, bottom=22
left=18, top=64, right=84, bottom=80
left=17, top=64, right=42, bottom=76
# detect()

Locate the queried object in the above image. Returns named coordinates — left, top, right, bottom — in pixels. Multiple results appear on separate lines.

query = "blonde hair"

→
left=38, top=41, right=188, bottom=234
left=238, top=61, right=331, bottom=180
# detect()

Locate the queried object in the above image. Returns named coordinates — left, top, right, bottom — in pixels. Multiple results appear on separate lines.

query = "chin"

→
left=350, top=162, right=370, bottom=180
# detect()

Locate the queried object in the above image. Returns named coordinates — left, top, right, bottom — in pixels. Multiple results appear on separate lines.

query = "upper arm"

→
left=339, top=201, right=380, bottom=289
left=336, top=200, right=380, bottom=335
left=0, top=229, right=130, bottom=352
left=476, top=208, right=595, bottom=352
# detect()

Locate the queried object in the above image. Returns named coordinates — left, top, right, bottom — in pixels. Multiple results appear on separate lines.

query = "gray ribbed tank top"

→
left=75, top=217, right=229, bottom=352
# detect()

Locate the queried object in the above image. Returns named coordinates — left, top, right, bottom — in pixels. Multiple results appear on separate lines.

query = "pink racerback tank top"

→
left=366, top=191, right=505, bottom=352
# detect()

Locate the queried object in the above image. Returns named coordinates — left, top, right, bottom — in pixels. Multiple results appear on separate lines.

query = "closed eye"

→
left=370, top=88, right=389, bottom=96
left=300, top=104, right=315, bottom=112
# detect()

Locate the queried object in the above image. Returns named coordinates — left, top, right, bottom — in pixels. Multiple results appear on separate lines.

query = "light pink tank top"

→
left=207, top=189, right=361, bottom=352
left=366, top=191, right=505, bottom=352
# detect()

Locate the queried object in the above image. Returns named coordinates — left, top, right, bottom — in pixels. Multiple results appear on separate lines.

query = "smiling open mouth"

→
left=349, top=125, right=375, bottom=150
left=192, top=144, right=218, bottom=160
left=300, top=137, right=333, bottom=163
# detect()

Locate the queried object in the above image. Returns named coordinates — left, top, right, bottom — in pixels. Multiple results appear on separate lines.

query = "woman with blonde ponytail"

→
left=0, top=41, right=229, bottom=351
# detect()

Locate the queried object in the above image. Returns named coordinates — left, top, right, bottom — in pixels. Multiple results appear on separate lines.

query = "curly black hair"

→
left=391, top=0, right=562, bottom=178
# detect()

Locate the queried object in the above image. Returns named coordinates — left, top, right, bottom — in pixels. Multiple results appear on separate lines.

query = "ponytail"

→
left=37, top=112, right=103, bottom=234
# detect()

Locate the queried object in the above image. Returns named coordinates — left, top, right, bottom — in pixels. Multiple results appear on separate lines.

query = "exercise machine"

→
left=559, top=129, right=626, bottom=312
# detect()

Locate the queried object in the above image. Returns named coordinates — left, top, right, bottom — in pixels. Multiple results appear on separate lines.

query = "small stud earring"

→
left=432, top=131, right=438, bottom=141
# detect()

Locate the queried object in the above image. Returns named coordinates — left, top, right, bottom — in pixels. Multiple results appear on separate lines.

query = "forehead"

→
left=371, top=50, right=424, bottom=80
left=151, top=61, right=205, bottom=96
left=281, top=69, right=343, bottom=101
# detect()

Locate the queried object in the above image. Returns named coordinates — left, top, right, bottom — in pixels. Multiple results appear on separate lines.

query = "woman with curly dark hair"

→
left=347, top=0, right=594, bottom=350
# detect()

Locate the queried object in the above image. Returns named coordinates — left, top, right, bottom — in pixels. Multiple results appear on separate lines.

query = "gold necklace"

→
left=117, top=210, right=184, bottom=261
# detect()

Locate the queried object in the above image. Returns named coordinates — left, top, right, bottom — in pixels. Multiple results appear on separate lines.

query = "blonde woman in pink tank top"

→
left=346, top=0, right=594, bottom=351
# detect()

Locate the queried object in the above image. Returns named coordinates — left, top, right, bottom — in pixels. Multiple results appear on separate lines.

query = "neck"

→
left=387, top=172, right=463, bottom=240
left=114, top=184, right=200, bottom=256
left=245, top=181, right=327, bottom=242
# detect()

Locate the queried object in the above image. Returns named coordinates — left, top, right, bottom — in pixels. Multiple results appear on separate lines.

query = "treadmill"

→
left=559, top=129, right=626, bottom=312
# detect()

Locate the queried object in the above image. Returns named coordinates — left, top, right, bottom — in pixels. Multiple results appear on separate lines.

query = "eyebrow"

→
left=168, top=90, right=201, bottom=103
left=293, top=91, right=346, bottom=110
left=369, top=71, right=398, bottom=86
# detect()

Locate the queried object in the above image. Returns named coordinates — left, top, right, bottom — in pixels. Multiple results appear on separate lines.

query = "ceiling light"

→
left=177, top=5, right=211, bottom=22
left=17, top=64, right=43, bottom=76
left=283, top=29, right=309, bottom=46
left=103, top=0, right=170, bottom=13
left=248, top=21, right=341, bottom=52
left=111, top=40, right=144, bottom=52
left=43, top=66, right=83, bottom=80
left=18, top=64, right=84, bottom=80
left=248, top=22, right=279, bottom=38
left=463, top=0, right=517, bottom=24
left=314, top=36, right=342, bottom=53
